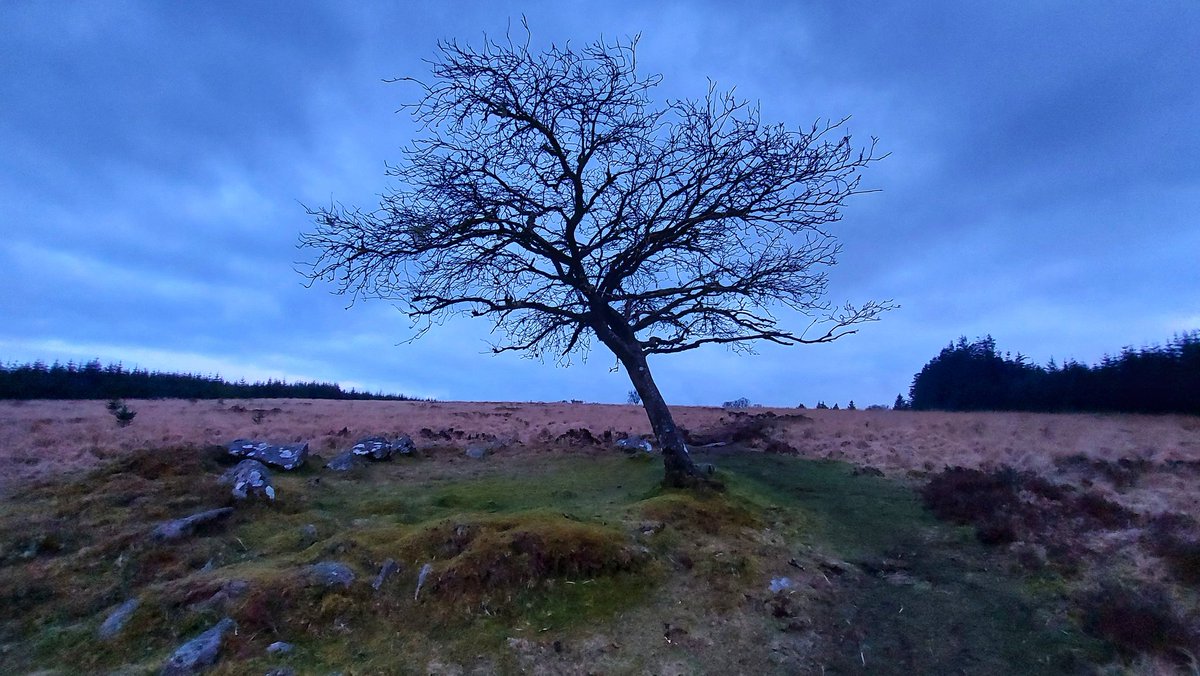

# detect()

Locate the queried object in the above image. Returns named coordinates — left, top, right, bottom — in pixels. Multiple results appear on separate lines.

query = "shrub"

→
left=106, top=399, right=136, bottom=428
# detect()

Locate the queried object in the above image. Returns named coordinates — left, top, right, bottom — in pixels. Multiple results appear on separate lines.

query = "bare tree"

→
left=301, top=29, right=892, bottom=487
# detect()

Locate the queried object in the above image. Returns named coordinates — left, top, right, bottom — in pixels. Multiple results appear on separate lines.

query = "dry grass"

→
left=3, top=400, right=1198, bottom=514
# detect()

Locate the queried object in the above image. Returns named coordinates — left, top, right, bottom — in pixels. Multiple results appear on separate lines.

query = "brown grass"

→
left=2, top=399, right=1198, bottom=514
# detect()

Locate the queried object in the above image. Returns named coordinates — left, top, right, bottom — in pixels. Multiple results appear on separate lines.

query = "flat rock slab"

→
left=151, top=508, right=234, bottom=542
left=227, top=439, right=309, bottom=471
left=160, top=617, right=236, bottom=675
left=351, top=435, right=415, bottom=461
left=220, top=459, right=276, bottom=501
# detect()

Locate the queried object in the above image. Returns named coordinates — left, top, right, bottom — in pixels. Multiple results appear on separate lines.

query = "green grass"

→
left=0, top=446, right=1111, bottom=674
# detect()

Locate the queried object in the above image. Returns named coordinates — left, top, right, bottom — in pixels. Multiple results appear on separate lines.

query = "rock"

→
left=264, top=669, right=296, bottom=676
left=227, top=439, right=309, bottom=471
left=220, top=459, right=276, bottom=501
left=189, top=580, right=250, bottom=613
left=324, top=450, right=365, bottom=472
left=768, top=577, right=794, bottom=593
left=303, top=561, right=355, bottom=588
left=372, top=558, right=399, bottom=591
left=464, top=444, right=489, bottom=459
left=299, top=523, right=318, bottom=545
left=351, top=435, right=415, bottom=460
left=414, top=562, right=433, bottom=600
left=151, top=508, right=234, bottom=542
left=160, top=617, right=236, bottom=675
left=97, top=597, right=139, bottom=640
left=698, top=462, right=717, bottom=476
left=266, top=641, right=294, bottom=655
left=616, top=436, right=654, bottom=454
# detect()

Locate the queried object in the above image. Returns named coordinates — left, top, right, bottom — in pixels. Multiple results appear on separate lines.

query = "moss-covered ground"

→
left=0, top=444, right=1111, bottom=674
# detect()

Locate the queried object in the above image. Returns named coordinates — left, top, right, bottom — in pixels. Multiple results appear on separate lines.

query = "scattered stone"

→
left=616, top=436, right=654, bottom=454
left=97, top=597, right=139, bottom=640
left=151, top=508, right=234, bottom=542
left=698, top=463, right=717, bottom=476
left=160, top=617, right=236, bottom=675
left=464, top=444, right=489, bottom=459
left=299, top=524, right=318, bottom=545
left=266, top=641, right=294, bottom=655
left=189, top=580, right=250, bottom=613
left=303, top=561, right=355, bottom=589
left=220, top=459, right=276, bottom=501
left=324, top=450, right=364, bottom=472
left=372, top=558, right=399, bottom=591
left=414, top=562, right=433, bottom=600
left=351, top=435, right=415, bottom=460
left=768, top=577, right=794, bottom=593
left=264, top=669, right=296, bottom=676
left=227, top=439, right=309, bottom=471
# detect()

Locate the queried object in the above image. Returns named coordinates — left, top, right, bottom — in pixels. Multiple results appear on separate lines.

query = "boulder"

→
left=464, top=444, right=489, bottom=459
left=351, top=435, right=415, bottom=461
left=227, top=439, right=308, bottom=471
left=616, top=436, right=654, bottom=454
left=220, top=459, right=276, bottom=501
left=97, top=597, right=139, bottom=640
left=324, top=450, right=365, bottom=472
left=151, top=507, right=234, bottom=542
left=303, top=561, right=355, bottom=588
left=160, top=617, right=236, bottom=675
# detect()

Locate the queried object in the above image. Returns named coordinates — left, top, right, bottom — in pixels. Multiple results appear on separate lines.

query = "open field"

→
left=1, top=399, right=1199, bottom=673
left=4, top=399, right=1198, bottom=512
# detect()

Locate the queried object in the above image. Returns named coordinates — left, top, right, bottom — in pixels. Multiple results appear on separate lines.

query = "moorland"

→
left=1, top=398, right=1198, bottom=674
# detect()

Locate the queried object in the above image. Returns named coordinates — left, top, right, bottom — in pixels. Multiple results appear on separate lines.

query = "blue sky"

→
left=2, top=1, right=1197, bottom=406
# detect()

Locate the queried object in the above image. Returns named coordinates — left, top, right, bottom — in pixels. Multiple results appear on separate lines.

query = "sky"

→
left=2, top=1, right=1197, bottom=407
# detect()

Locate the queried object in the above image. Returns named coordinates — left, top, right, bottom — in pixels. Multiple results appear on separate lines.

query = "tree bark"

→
left=619, top=348, right=698, bottom=487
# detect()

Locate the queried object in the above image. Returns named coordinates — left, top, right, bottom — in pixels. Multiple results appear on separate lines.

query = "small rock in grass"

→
left=304, top=561, right=355, bottom=588
left=97, top=597, right=139, bottom=640
left=266, top=641, right=294, bottom=655
left=324, top=450, right=365, bottom=472
left=264, top=669, right=296, bottom=676
left=160, top=617, right=236, bottom=675
left=372, top=558, right=400, bottom=591
left=151, top=508, right=234, bottom=542
left=768, top=577, right=793, bottom=593
left=616, top=436, right=654, bottom=454
left=465, top=444, right=489, bottom=459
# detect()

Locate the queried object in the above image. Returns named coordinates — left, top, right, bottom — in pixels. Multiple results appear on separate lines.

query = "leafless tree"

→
left=301, top=28, right=892, bottom=487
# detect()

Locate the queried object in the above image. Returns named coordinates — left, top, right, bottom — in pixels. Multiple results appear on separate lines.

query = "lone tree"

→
left=301, top=30, right=891, bottom=487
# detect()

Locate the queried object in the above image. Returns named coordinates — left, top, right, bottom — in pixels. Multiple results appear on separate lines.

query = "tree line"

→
left=907, top=331, right=1200, bottom=415
left=0, top=359, right=418, bottom=401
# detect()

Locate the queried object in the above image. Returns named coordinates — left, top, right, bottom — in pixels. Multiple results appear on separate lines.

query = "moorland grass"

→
left=0, top=444, right=1114, bottom=674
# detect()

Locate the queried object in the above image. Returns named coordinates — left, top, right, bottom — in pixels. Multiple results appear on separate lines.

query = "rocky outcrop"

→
left=227, top=439, right=308, bottom=471
left=220, top=459, right=275, bottom=501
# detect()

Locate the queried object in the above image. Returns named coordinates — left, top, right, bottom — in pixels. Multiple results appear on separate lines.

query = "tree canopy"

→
left=301, top=28, right=890, bottom=485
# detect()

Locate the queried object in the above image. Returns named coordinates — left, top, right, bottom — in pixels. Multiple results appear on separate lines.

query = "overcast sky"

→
left=2, top=1, right=1197, bottom=407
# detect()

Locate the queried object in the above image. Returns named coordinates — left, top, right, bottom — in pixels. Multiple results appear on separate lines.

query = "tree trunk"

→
left=586, top=305, right=700, bottom=487
left=615, top=347, right=698, bottom=487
